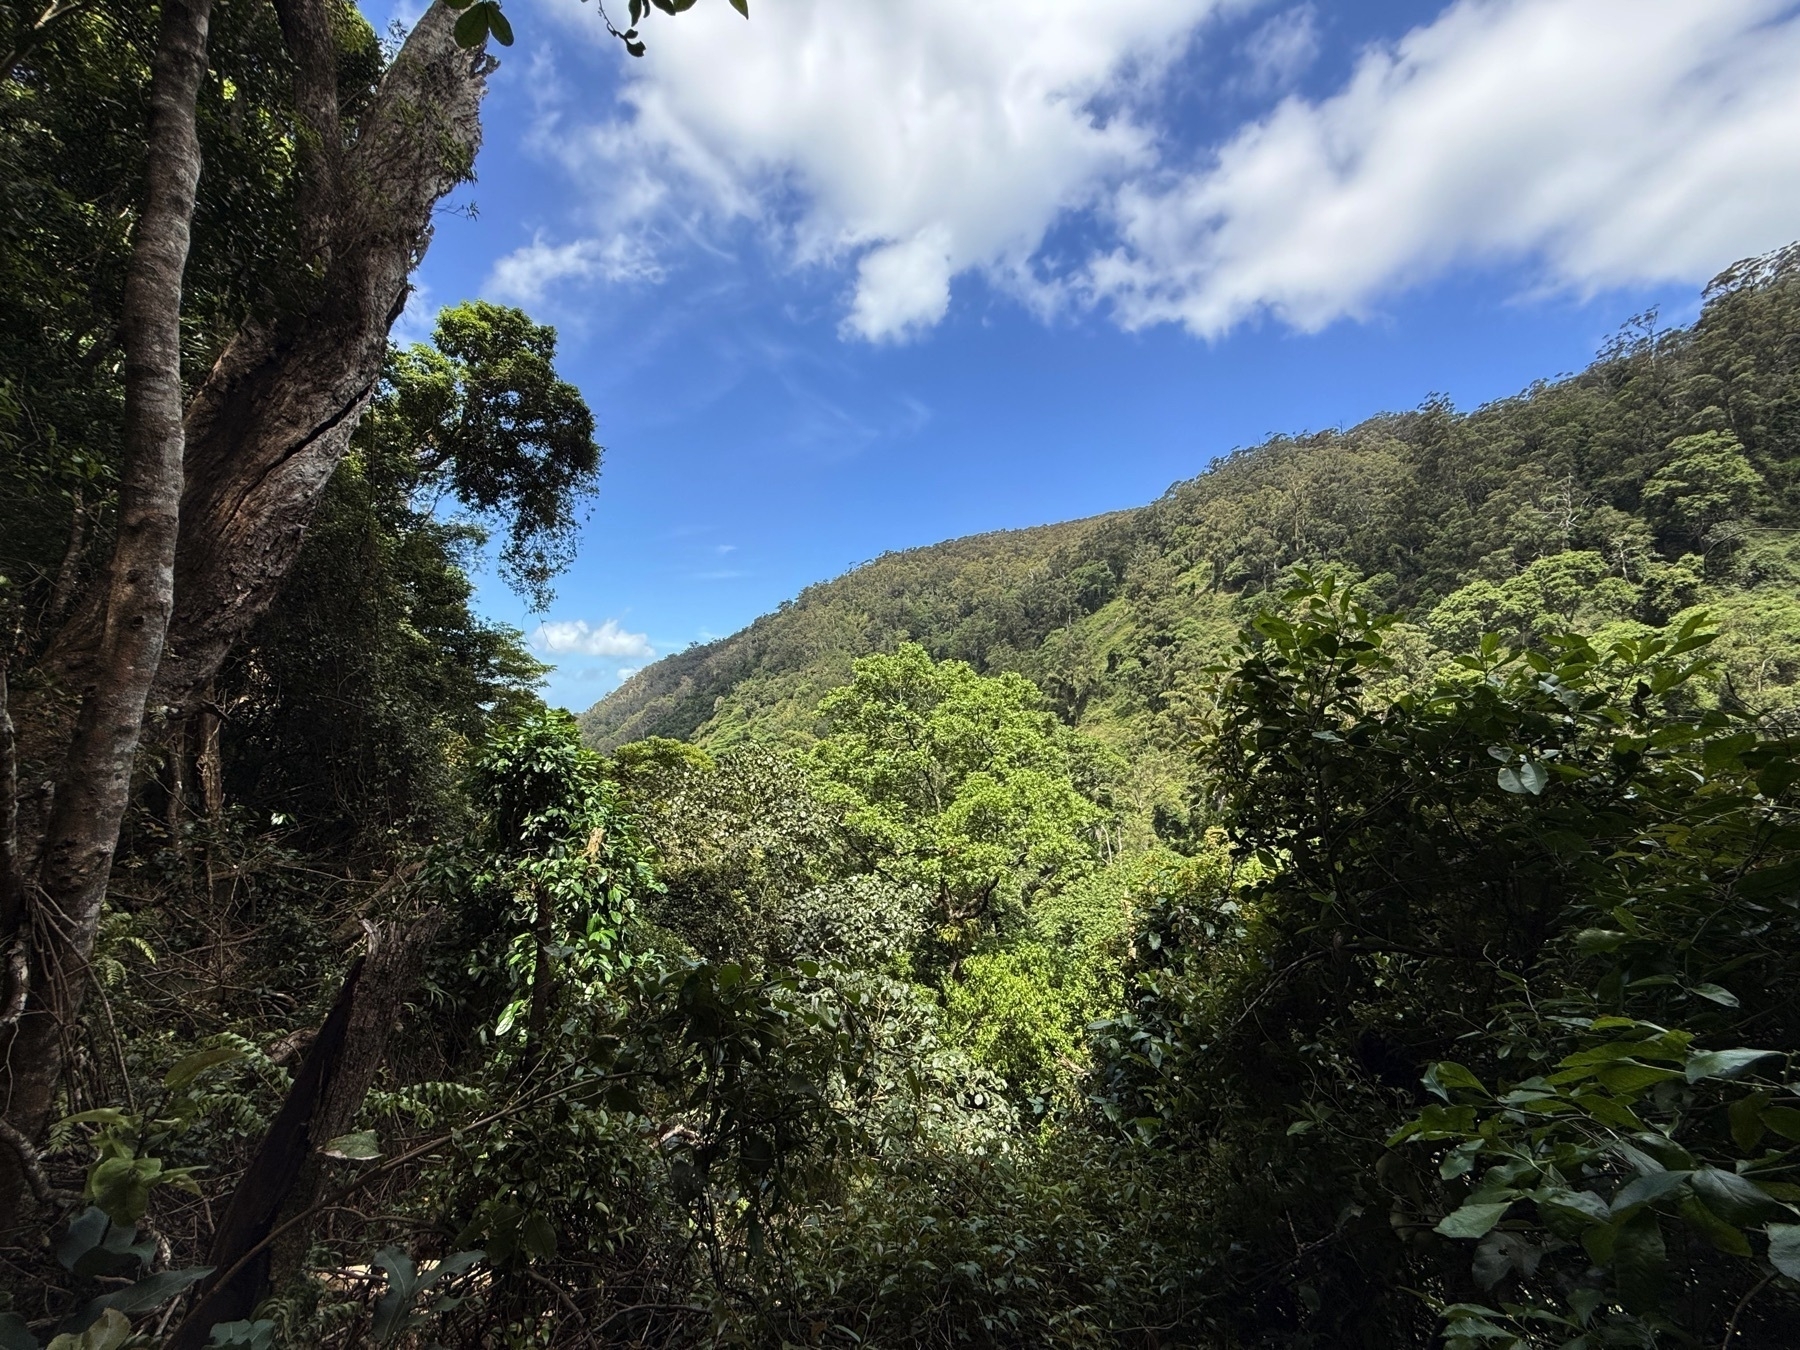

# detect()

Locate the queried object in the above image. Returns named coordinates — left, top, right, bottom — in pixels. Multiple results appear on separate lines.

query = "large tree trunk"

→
left=23, top=2, right=491, bottom=740
left=2, top=0, right=490, bottom=1211
left=155, top=0, right=490, bottom=716
left=0, top=0, right=212, bottom=1210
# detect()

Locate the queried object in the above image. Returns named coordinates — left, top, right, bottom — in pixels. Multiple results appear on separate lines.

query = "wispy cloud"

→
left=487, top=233, right=664, bottom=306
left=1234, top=4, right=1319, bottom=98
left=532, top=618, right=654, bottom=658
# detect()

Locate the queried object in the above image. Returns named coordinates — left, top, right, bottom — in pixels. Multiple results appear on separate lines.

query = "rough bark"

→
left=0, top=0, right=212, bottom=1207
left=153, top=0, right=490, bottom=716
left=1, top=667, right=25, bottom=1030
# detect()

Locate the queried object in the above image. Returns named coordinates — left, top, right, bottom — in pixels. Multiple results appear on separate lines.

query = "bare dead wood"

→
left=168, top=914, right=437, bottom=1347
left=166, top=956, right=367, bottom=1348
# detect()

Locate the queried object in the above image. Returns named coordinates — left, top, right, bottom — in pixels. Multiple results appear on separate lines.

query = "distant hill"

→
left=582, top=246, right=1800, bottom=757
left=579, top=516, right=1119, bottom=750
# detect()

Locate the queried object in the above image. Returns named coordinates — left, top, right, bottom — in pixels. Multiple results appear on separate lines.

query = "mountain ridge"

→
left=581, top=247, right=1800, bottom=757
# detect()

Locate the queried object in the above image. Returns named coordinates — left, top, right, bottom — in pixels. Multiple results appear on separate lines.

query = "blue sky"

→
left=388, top=0, right=1800, bottom=712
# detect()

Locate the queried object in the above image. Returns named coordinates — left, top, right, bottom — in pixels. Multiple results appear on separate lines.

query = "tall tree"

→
left=0, top=0, right=493, bottom=1209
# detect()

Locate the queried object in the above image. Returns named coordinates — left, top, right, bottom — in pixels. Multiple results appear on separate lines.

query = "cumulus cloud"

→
left=1089, top=0, right=1800, bottom=336
left=542, top=0, right=1223, bottom=340
left=533, top=619, right=654, bottom=659
left=534, top=0, right=1800, bottom=342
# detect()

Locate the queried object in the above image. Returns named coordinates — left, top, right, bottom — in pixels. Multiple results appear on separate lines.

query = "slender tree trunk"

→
left=0, top=0, right=212, bottom=1210
left=527, top=885, right=556, bottom=1054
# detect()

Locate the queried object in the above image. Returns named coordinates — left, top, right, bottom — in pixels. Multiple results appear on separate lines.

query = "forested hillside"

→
left=5, top=0, right=1800, bottom=1335
left=584, top=248, right=1800, bottom=773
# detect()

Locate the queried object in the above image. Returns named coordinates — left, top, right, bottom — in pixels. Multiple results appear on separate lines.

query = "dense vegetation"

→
left=4, top=0, right=1800, bottom=1340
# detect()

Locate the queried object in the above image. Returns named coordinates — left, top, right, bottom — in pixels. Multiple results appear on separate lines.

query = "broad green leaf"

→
left=1730, top=1092, right=1769, bottom=1151
left=1769, top=1223, right=1800, bottom=1278
left=0, top=1313, right=36, bottom=1350
left=1679, top=1196, right=1752, bottom=1257
left=1436, top=1201, right=1512, bottom=1239
left=486, top=6, right=514, bottom=46
left=1610, top=1169, right=1689, bottom=1214
left=1536, top=1187, right=1609, bottom=1226
left=322, top=1130, right=381, bottom=1161
left=1763, top=1105, right=1800, bottom=1142
left=1691, top=1168, right=1793, bottom=1226
left=729, top=0, right=748, bottom=14
left=47, top=1308, right=132, bottom=1350
left=1690, top=982, right=1739, bottom=1007
left=164, top=1045, right=249, bottom=1091
left=453, top=4, right=488, bottom=46
left=1426, top=1061, right=1488, bottom=1096
left=1685, top=1048, right=1779, bottom=1083
left=85, top=1265, right=212, bottom=1317
left=1594, top=1061, right=1684, bottom=1095
left=87, top=1155, right=161, bottom=1226
left=1575, top=1093, right=1647, bottom=1132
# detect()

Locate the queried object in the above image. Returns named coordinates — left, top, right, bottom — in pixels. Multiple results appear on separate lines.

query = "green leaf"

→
left=1686, top=1048, right=1779, bottom=1083
left=1436, top=1201, right=1512, bottom=1239
left=1594, top=1061, right=1684, bottom=1095
left=1762, top=1105, right=1800, bottom=1142
left=1610, top=1169, right=1689, bottom=1214
left=1574, top=928, right=1626, bottom=954
left=1730, top=1092, right=1769, bottom=1151
left=1536, top=1187, right=1609, bottom=1226
left=322, top=1130, right=381, bottom=1162
left=1679, top=1196, right=1753, bottom=1257
left=729, top=0, right=748, bottom=14
left=164, top=1044, right=247, bottom=1092
left=486, top=6, right=514, bottom=46
left=519, top=1211, right=557, bottom=1260
left=1691, top=1168, right=1793, bottom=1226
left=47, top=1308, right=133, bottom=1350
left=87, top=1155, right=161, bottom=1226
left=1690, top=982, right=1740, bottom=1007
left=0, top=1312, right=38, bottom=1350
left=84, top=1265, right=212, bottom=1318
left=1575, top=1093, right=1647, bottom=1132
left=1769, top=1223, right=1800, bottom=1278
left=453, top=4, right=488, bottom=46
left=1425, top=1061, right=1488, bottom=1099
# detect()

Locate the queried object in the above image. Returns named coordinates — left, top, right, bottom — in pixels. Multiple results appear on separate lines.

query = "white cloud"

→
left=533, top=618, right=654, bottom=658
left=487, top=233, right=664, bottom=306
left=541, top=0, right=1223, bottom=340
left=1088, top=0, right=1800, bottom=336
left=1236, top=5, right=1319, bottom=97
left=532, top=0, right=1800, bottom=343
